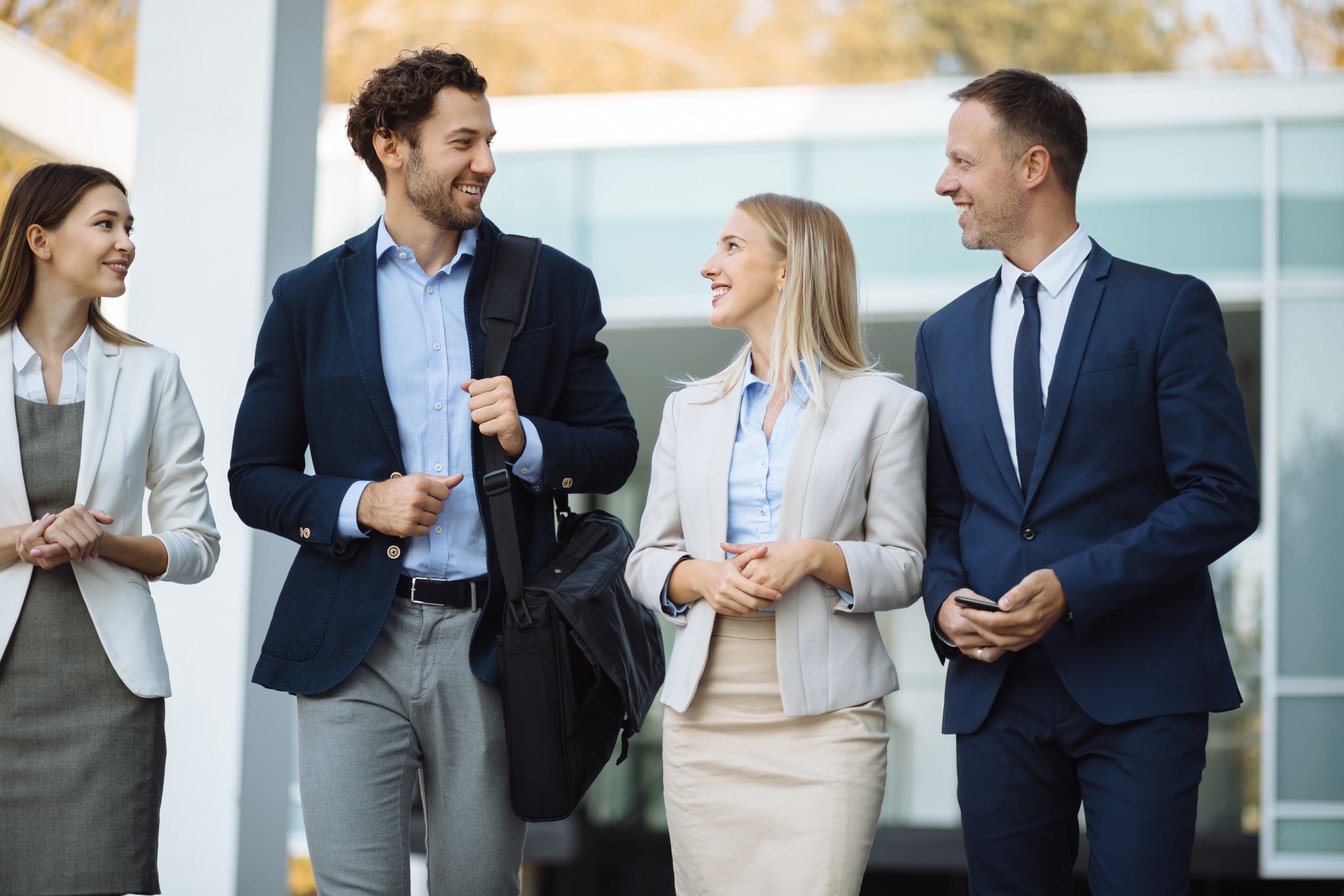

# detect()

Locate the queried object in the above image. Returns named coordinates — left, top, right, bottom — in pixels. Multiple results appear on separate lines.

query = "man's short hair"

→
left=950, top=69, right=1088, bottom=198
left=347, top=48, right=488, bottom=193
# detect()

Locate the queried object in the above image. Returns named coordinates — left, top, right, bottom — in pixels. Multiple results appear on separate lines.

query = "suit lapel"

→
left=75, top=331, right=120, bottom=505
left=971, top=274, right=1022, bottom=499
left=777, top=368, right=834, bottom=540
left=1025, top=241, right=1112, bottom=504
left=337, top=225, right=401, bottom=459
left=702, top=365, right=747, bottom=554
left=0, top=329, right=30, bottom=519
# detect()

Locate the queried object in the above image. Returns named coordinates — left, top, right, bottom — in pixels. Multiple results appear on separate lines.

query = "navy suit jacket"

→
left=230, top=218, right=637, bottom=694
left=915, top=240, right=1258, bottom=734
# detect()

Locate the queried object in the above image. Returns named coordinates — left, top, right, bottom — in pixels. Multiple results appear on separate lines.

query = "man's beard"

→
left=961, top=190, right=1026, bottom=253
left=405, top=145, right=484, bottom=232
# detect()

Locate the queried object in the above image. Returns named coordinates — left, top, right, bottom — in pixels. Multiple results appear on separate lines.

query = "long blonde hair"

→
left=692, top=193, right=870, bottom=408
left=0, top=162, right=147, bottom=345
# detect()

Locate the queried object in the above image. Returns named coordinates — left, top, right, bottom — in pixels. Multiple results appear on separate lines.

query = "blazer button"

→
left=561, top=477, right=574, bottom=489
left=390, top=471, right=403, bottom=479
left=1020, top=525, right=1037, bottom=541
left=299, top=527, right=311, bottom=539
left=387, top=545, right=401, bottom=559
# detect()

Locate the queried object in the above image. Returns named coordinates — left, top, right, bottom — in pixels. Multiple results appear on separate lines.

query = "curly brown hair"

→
left=346, top=48, right=488, bottom=193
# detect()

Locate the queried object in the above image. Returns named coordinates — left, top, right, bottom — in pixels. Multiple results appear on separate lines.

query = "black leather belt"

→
left=395, top=575, right=486, bottom=609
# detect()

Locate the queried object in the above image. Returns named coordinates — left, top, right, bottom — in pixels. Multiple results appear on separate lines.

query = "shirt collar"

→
left=742, top=353, right=815, bottom=404
left=11, top=323, right=91, bottom=374
left=11, top=325, right=36, bottom=375
left=999, top=224, right=1091, bottom=301
left=376, top=216, right=478, bottom=273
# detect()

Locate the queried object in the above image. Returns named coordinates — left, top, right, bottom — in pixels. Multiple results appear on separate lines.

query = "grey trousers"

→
left=296, top=596, right=525, bottom=896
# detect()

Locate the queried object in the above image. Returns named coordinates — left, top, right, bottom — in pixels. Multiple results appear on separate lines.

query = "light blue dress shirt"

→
left=336, top=220, right=544, bottom=579
left=725, top=364, right=808, bottom=550
left=664, top=359, right=848, bottom=616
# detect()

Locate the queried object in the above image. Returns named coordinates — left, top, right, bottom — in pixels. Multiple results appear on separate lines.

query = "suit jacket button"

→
left=387, top=545, right=401, bottom=559
left=561, top=477, right=574, bottom=489
left=1020, top=525, right=1036, bottom=541
left=299, top=527, right=311, bottom=539
left=390, top=471, right=403, bottom=479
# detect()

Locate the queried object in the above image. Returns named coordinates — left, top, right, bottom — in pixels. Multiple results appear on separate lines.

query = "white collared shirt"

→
left=11, top=324, right=92, bottom=404
left=990, top=225, right=1092, bottom=482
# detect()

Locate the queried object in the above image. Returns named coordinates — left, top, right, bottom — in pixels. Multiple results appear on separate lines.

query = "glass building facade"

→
left=310, top=71, right=1344, bottom=880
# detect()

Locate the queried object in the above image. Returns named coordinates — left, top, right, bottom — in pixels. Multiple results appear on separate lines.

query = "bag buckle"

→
left=483, top=467, right=511, bottom=496
left=507, top=598, right=534, bottom=630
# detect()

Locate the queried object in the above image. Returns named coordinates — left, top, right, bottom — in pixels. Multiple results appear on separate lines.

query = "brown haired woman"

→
left=626, top=193, right=928, bottom=894
left=0, top=162, right=219, bottom=895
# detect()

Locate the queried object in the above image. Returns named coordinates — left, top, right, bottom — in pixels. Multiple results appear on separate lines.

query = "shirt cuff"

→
left=336, top=480, right=373, bottom=542
left=660, top=557, right=690, bottom=617
left=509, top=417, right=544, bottom=486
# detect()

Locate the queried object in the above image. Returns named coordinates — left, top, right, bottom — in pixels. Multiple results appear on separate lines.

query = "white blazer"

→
left=0, top=326, right=219, bottom=697
left=625, top=366, right=928, bottom=717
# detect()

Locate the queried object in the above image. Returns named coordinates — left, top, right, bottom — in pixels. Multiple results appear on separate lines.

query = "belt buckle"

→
left=407, top=576, right=479, bottom=610
left=408, top=576, right=439, bottom=606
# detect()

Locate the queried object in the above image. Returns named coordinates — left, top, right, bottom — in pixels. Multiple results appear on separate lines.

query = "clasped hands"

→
left=357, top=376, right=522, bottom=538
left=14, top=505, right=114, bottom=570
left=684, top=539, right=826, bottom=616
left=937, top=568, right=1069, bottom=663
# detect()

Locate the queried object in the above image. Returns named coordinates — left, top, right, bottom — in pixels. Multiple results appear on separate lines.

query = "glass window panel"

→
left=1275, top=819, right=1344, bottom=854
left=584, top=144, right=802, bottom=308
left=1078, top=198, right=1261, bottom=277
left=1279, top=121, right=1344, bottom=194
left=1277, top=298, right=1344, bottom=677
left=1280, top=122, right=1344, bottom=278
left=810, top=138, right=948, bottom=209
left=487, top=152, right=581, bottom=256
left=588, top=214, right=720, bottom=307
left=1280, top=196, right=1344, bottom=276
left=590, top=144, right=801, bottom=218
left=1081, top=127, right=1262, bottom=280
left=832, top=209, right=986, bottom=289
left=1276, top=697, right=1344, bottom=801
left=1084, top=127, right=1263, bottom=199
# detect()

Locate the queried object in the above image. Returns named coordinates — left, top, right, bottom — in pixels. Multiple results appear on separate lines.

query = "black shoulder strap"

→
left=479, top=235, right=543, bottom=609
left=481, top=235, right=542, bottom=377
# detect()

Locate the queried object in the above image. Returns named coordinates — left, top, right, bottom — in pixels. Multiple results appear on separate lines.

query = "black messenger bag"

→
left=478, top=234, right=665, bottom=822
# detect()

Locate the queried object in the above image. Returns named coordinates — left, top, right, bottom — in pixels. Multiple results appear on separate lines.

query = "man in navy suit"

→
left=915, top=69, right=1259, bottom=895
left=230, top=50, right=636, bottom=895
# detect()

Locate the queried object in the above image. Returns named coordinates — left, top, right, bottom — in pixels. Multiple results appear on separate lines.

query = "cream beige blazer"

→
left=626, top=366, right=927, bottom=717
left=0, top=327, right=219, bottom=697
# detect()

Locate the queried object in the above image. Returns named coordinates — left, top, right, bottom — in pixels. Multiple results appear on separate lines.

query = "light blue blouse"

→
left=663, top=358, right=824, bottom=616
left=725, top=363, right=809, bottom=548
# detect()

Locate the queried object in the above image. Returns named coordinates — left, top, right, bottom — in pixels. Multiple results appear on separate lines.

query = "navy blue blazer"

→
left=230, top=218, right=637, bottom=694
left=915, top=240, right=1258, bottom=734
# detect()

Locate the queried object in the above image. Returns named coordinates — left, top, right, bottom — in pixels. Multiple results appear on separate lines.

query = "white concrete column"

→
left=130, top=2, right=325, bottom=894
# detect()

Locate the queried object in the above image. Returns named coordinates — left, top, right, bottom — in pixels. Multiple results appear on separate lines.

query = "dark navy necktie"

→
left=1013, top=274, right=1043, bottom=494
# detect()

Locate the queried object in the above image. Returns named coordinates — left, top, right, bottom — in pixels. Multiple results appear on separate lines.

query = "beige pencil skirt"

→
left=662, top=613, right=889, bottom=896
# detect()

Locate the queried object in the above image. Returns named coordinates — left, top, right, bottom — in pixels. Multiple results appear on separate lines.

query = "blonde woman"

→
left=626, top=193, right=927, bottom=894
left=0, top=163, right=219, bottom=895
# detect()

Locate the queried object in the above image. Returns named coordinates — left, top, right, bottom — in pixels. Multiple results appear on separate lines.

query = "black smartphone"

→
left=954, top=594, right=1002, bottom=612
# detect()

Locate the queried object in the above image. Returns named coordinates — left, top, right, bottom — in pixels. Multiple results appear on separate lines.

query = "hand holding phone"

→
left=954, top=593, right=1002, bottom=612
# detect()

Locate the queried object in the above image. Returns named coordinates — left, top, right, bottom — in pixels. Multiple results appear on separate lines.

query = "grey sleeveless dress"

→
left=0, top=397, right=165, bottom=896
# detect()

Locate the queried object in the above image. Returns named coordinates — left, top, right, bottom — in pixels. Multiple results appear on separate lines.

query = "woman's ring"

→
left=976, top=647, right=984, bottom=659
